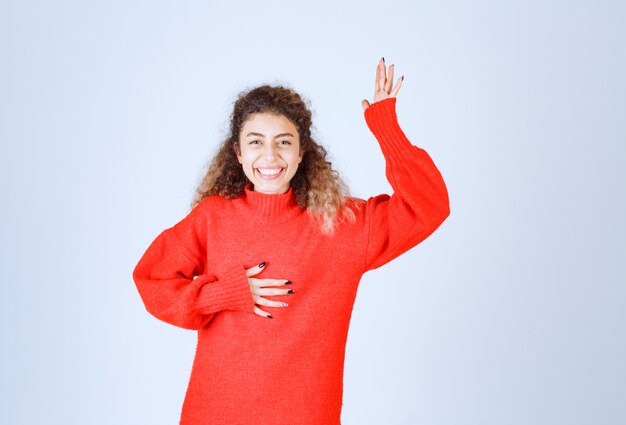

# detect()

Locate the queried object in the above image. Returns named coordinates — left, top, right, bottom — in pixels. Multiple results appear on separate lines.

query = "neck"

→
left=239, top=182, right=303, bottom=223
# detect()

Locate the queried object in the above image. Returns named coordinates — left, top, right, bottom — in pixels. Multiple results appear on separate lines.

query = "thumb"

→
left=361, top=99, right=370, bottom=111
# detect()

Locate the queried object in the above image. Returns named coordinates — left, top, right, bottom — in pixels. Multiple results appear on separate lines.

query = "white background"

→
left=1, top=1, right=624, bottom=424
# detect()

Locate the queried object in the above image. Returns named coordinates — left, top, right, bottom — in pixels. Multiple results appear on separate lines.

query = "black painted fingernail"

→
left=288, top=289, right=294, bottom=294
left=285, top=280, right=292, bottom=285
left=381, top=56, right=385, bottom=63
left=259, top=262, right=266, bottom=268
left=267, top=314, right=273, bottom=319
left=401, top=75, right=404, bottom=81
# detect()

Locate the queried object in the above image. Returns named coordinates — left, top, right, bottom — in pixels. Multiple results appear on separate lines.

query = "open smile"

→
left=255, top=167, right=285, bottom=180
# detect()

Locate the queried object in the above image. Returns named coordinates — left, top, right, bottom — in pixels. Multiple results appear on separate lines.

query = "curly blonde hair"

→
left=191, top=84, right=358, bottom=235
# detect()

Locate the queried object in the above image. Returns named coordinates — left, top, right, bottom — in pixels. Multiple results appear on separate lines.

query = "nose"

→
left=262, top=142, right=278, bottom=160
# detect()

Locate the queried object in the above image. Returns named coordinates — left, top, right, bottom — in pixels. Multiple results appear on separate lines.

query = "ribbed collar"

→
left=237, top=182, right=304, bottom=224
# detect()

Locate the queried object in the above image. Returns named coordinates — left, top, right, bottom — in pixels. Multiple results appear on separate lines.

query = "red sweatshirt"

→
left=132, top=97, right=450, bottom=425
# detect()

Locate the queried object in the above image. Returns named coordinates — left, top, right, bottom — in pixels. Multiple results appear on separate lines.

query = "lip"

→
left=255, top=167, right=285, bottom=180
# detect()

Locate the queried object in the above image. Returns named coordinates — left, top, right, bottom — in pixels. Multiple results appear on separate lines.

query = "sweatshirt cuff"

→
left=194, top=264, right=256, bottom=315
left=363, top=97, right=417, bottom=166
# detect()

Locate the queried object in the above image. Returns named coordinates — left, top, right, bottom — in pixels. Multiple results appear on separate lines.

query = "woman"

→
left=133, top=57, right=450, bottom=424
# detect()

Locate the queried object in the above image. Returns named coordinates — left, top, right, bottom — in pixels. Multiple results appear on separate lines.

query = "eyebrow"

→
left=245, top=132, right=295, bottom=138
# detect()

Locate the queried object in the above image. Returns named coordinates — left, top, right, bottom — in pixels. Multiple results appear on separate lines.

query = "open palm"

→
left=362, top=57, right=404, bottom=111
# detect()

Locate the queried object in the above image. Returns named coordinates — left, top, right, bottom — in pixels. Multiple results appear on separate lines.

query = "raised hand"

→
left=246, top=262, right=294, bottom=319
left=361, top=57, right=404, bottom=111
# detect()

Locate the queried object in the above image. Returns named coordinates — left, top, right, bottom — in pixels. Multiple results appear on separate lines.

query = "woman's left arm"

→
left=361, top=58, right=450, bottom=272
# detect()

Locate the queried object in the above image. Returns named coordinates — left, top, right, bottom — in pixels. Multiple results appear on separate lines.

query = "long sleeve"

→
left=132, top=201, right=256, bottom=330
left=362, top=97, right=450, bottom=272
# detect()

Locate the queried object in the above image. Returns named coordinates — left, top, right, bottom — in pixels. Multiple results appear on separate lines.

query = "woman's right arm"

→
left=132, top=201, right=256, bottom=330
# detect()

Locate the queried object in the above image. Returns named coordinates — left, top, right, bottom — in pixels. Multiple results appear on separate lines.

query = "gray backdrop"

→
left=1, top=1, right=624, bottom=424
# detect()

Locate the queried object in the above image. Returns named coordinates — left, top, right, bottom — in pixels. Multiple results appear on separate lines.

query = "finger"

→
left=255, top=296, right=289, bottom=308
left=248, top=277, right=263, bottom=288
left=254, top=278, right=291, bottom=287
left=374, top=58, right=382, bottom=93
left=378, top=60, right=386, bottom=93
left=257, top=286, right=295, bottom=296
left=254, top=306, right=275, bottom=318
left=245, top=261, right=267, bottom=277
left=385, top=64, right=395, bottom=94
left=390, top=75, right=404, bottom=98
left=361, top=99, right=370, bottom=111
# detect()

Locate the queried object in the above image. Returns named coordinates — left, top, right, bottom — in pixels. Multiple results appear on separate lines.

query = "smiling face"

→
left=236, top=112, right=303, bottom=195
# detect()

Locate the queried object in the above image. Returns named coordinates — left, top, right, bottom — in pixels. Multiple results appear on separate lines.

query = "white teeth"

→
left=257, top=168, right=282, bottom=176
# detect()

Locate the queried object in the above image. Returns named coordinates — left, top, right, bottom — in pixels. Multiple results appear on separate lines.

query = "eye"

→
left=249, top=140, right=260, bottom=145
left=278, top=140, right=291, bottom=145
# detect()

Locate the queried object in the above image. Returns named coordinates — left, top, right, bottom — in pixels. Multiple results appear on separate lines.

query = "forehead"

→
left=241, top=113, right=298, bottom=135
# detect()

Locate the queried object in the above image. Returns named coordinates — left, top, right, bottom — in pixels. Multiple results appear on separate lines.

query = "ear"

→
left=233, top=142, right=243, bottom=164
left=298, top=144, right=305, bottom=163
